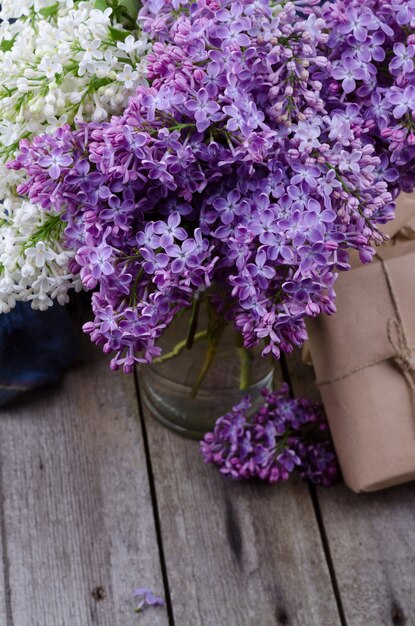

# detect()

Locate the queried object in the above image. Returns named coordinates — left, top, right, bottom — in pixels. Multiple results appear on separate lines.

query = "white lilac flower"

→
left=0, top=1, right=148, bottom=141
left=0, top=0, right=148, bottom=311
left=0, top=189, right=83, bottom=312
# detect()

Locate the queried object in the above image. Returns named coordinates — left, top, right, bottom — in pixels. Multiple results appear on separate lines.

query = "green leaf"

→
left=0, top=37, right=15, bottom=52
left=39, top=2, right=60, bottom=17
left=94, top=0, right=109, bottom=10
left=88, top=77, right=113, bottom=92
left=109, top=26, right=129, bottom=42
left=24, top=213, right=65, bottom=249
left=94, top=0, right=141, bottom=28
left=118, top=0, right=141, bottom=21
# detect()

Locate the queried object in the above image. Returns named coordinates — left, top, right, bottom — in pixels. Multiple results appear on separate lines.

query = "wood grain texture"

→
left=0, top=453, right=11, bottom=626
left=287, top=349, right=415, bottom=626
left=0, top=344, right=169, bottom=626
left=318, top=483, right=415, bottom=626
left=139, top=364, right=342, bottom=626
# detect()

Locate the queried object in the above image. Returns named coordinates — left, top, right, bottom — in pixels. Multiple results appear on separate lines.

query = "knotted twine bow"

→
left=318, top=256, right=415, bottom=393
left=384, top=261, right=415, bottom=395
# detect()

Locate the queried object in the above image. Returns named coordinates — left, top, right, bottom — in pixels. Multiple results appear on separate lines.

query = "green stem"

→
left=168, top=123, right=195, bottom=132
left=129, top=267, right=143, bottom=306
left=190, top=319, right=226, bottom=399
left=186, top=294, right=202, bottom=349
left=152, top=330, right=208, bottom=365
left=236, top=347, right=252, bottom=391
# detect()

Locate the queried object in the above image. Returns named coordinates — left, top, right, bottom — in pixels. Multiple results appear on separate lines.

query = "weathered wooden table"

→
left=0, top=342, right=414, bottom=626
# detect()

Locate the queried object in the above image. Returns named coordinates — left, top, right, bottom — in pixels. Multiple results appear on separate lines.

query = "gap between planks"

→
left=135, top=361, right=343, bottom=626
left=281, top=354, right=348, bottom=626
left=133, top=370, right=175, bottom=626
left=0, top=451, right=13, bottom=626
left=284, top=348, right=415, bottom=626
left=0, top=342, right=170, bottom=626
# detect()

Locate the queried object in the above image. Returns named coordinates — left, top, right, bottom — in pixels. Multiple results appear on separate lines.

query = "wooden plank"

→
left=287, top=349, right=415, bottom=626
left=139, top=364, right=342, bottom=626
left=0, top=343, right=170, bottom=626
left=0, top=458, right=10, bottom=626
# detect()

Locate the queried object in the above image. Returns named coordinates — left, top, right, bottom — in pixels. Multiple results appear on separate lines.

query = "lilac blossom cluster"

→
left=321, top=0, right=415, bottom=192
left=8, top=0, right=399, bottom=371
left=200, top=384, right=338, bottom=486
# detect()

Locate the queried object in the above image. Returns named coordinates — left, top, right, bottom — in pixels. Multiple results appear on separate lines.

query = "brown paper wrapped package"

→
left=306, top=242, right=415, bottom=492
left=381, top=191, right=415, bottom=238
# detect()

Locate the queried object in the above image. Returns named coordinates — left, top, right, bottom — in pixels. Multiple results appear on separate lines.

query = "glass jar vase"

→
left=139, top=297, right=274, bottom=439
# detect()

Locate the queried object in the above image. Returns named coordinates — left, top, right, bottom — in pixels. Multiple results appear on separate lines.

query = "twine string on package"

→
left=317, top=258, right=415, bottom=399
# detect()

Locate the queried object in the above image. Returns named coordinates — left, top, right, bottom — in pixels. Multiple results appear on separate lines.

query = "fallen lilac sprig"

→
left=133, top=588, right=164, bottom=614
left=200, top=384, right=338, bottom=486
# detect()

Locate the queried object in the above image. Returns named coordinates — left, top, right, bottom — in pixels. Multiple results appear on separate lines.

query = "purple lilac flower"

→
left=367, top=92, right=391, bottom=130
left=133, top=588, right=164, bottom=613
left=185, top=88, right=222, bottom=133
left=200, top=384, right=339, bottom=486
left=336, top=8, right=377, bottom=43
left=390, top=43, right=415, bottom=75
left=323, top=0, right=415, bottom=187
left=392, top=1, right=415, bottom=26
left=388, top=86, right=415, bottom=119
left=357, top=33, right=386, bottom=63
left=8, top=0, right=401, bottom=371
left=331, top=57, right=367, bottom=94
left=37, top=148, right=72, bottom=180
left=66, top=159, right=103, bottom=190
